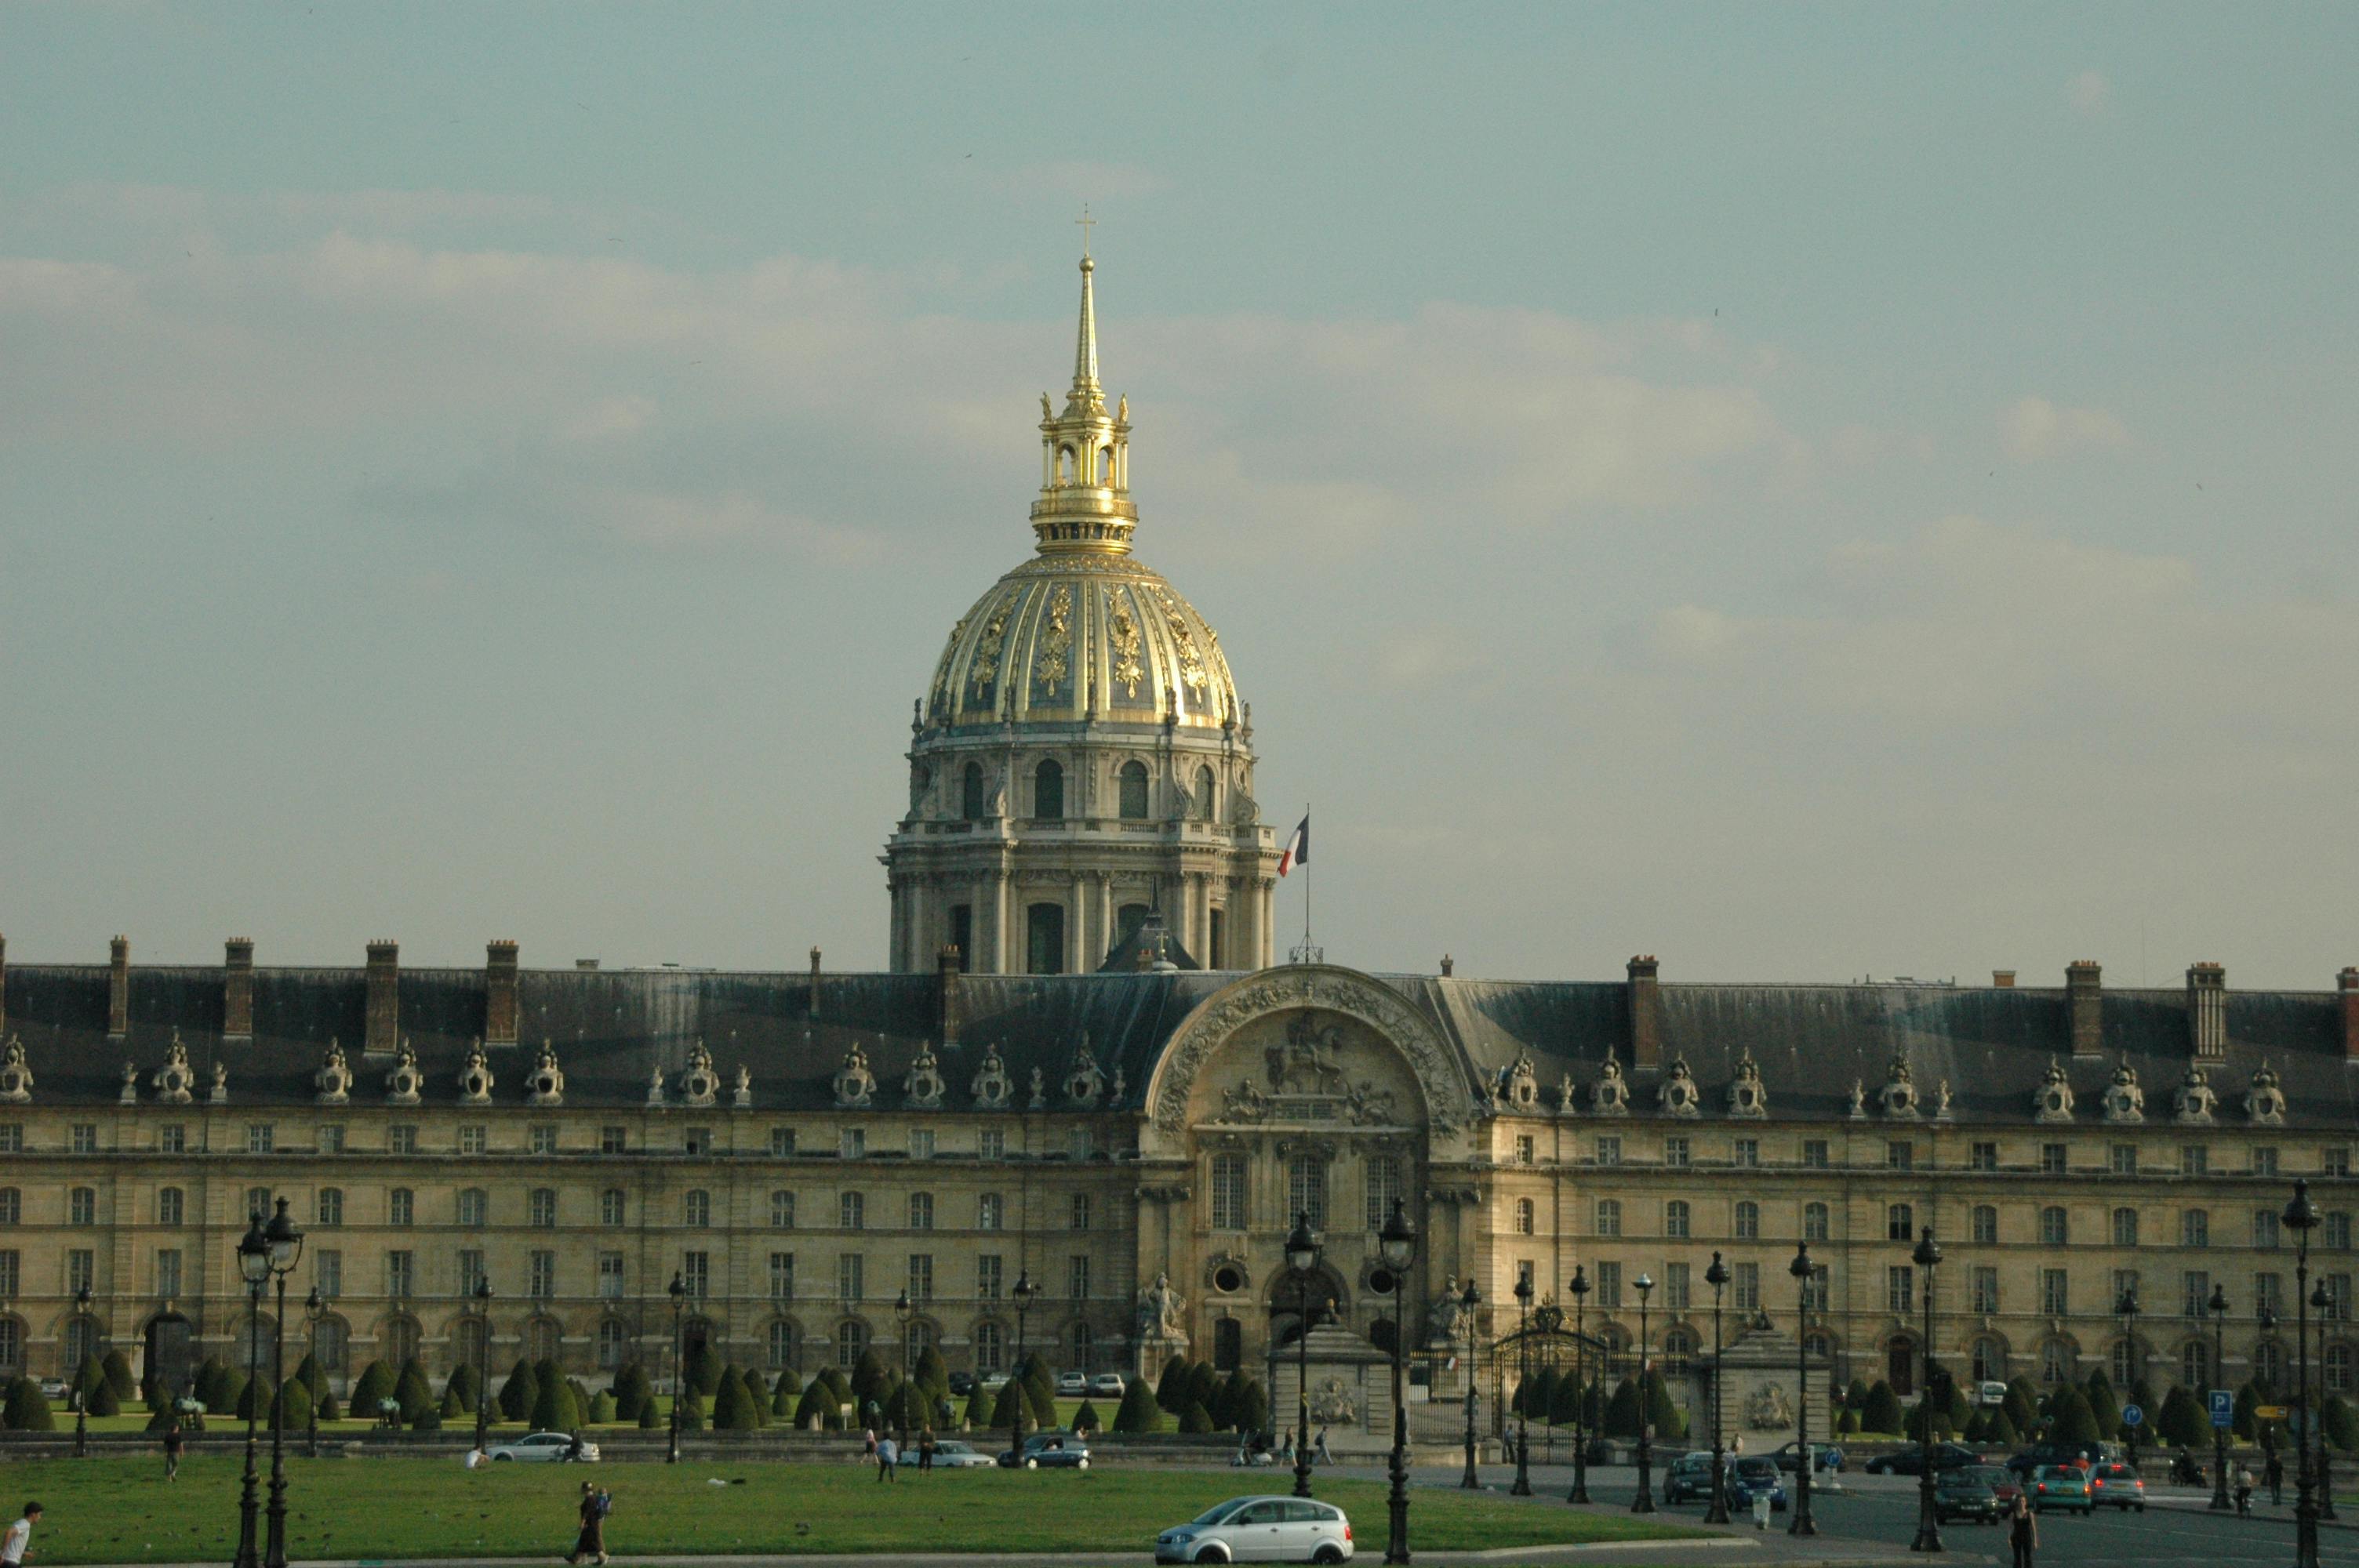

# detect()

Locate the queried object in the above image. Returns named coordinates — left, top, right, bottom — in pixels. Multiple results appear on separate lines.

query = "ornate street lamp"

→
left=260, top=1198, right=305, bottom=1568
left=1703, top=1253, right=1732, bottom=1523
left=2310, top=1276, right=2338, bottom=1523
left=1459, top=1278, right=1483, bottom=1490
left=1510, top=1270, right=1534, bottom=1497
left=1012, top=1269, right=1038, bottom=1467
left=1378, top=1199, right=1418, bottom=1566
left=470, top=1277, right=493, bottom=1457
left=1790, top=1242, right=1818, bottom=1537
left=1908, top=1226, right=1942, bottom=1555
left=304, top=1286, right=325, bottom=1461
left=71, top=1283, right=92, bottom=1459
left=893, top=1288, right=914, bottom=1448
left=2288, top=1179, right=2322, bottom=1568
left=2208, top=1284, right=2232, bottom=1510
left=1285, top=1214, right=1320, bottom=1500
left=1568, top=1265, right=1593, bottom=1505
left=666, top=1271, right=687, bottom=1465
left=1632, top=1272, right=1656, bottom=1513
left=232, top=1212, right=270, bottom=1568
left=2114, top=1286, right=2142, bottom=1475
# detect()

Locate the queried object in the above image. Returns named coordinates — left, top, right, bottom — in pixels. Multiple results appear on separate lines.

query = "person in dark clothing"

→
left=565, top=1482, right=608, bottom=1566
left=2007, top=1494, right=2037, bottom=1568
left=918, top=1428, right=935, bottom=1473
left=162, top=1420, right=184, bottom=1482
left=2266, top=1450, right=2284, bottom=1505
left=2235, top=1467, right=2254, bottom=1518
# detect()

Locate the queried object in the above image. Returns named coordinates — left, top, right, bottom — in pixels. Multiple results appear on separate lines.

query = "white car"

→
left=931, top=1439, right=996, bottom=1469
left=1056, top=1371, right=1089, bottom=1396
left=1157, top=1496, right=1353, bottom=1564
left=485, top=1431, right=601, bottom=1463
left=1088, top=1372, right=1128, bottom=1397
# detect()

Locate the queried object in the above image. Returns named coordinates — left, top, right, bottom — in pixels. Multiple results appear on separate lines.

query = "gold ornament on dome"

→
left=1152, top=585, right=1210, bottom=695
left=1036, top=585, right=1073, bottom=695
left=969, top=604, right=1008, bottom=698
left=1109, top=600, right=1145, bottom=697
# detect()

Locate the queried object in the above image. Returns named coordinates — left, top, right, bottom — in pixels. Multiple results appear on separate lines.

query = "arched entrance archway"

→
left=144, top=1312, right=194, bottom=1402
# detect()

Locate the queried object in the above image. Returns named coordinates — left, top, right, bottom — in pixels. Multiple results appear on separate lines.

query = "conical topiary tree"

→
left=914, top=1346, right=951, bottom=1403
left=2324, top=1393, right=2357, bottom=1452
left=1985, top=1407, right=2019, bottom=1447
left=318, top=1388, right=342, bottom=1421
left=215, top=1367, right=250, bottom=1419
left=291, top=1352, right=324, bottom=1397
left=102, top=1348, right=137, bottom=1399
left=1602, top=1375, right=1641, bottom=1439
left=2051, top=1385, right=2100, bottom=1444
left=440, top=1384, right=466, bottom=1419
left=237, top=1377, right=274, bottom=1421
left=744, top=1368, right=773, bottom=1428
left=1184, top=1360, right=1217, bottom=1415
left=1642, top=1370, right=1686, bottom=1440
left=1156, top=1353, right=1191, bottom=1413
left=1113, top=1378, right=1162, bottom=1433
left=587, top=1391, right=616, bottom=1424
left=1862, top=1381, right=1903, bottom=1436
left=2084, top=1374, right=2120, bottom=1440
left=795, top=1381, right=837, bottom=1430
left=349, top=1359, right=393, bottom=1415
left=770, top=1367, right=803, bottom=1418
left=530, top=1374, right=580, bottom=1434
left=711, top=1368, right=754, bottom=1431
left=1073, top=1397, right=1103, bottom=1433
left=86, top=1379, right=121, bottom=1417
left=2157, top=1385, right=2205, bottom=1449
left=5, top=1377, right=58, bottom=1432
left=271, top=1378, right=313, bottom=1432
left=445, top=1362, right=480, bottom=1414
left=638, top=1396, right=662, bottom=1429
left=963, top=1380, right=994, bottom=1429
left=499, top=1359, right=540, bottom=1422
left=1027, top=1376, right=1058, bottom=1429
left=1178, top=1400, right=1216, bottom=1433
left=685, top=1340, right=723, bottom=1397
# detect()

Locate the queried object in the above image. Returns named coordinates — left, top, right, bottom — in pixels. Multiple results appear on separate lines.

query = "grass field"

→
left=0, top=1455, right=1707, bottom=1563
left=45, top=1394, right=1105, bottom=1438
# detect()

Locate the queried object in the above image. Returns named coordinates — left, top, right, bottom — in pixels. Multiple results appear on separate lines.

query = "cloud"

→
left=2067, top=70, right=2110, bottom=115
left=2000, top=394, right=2130, bottom=461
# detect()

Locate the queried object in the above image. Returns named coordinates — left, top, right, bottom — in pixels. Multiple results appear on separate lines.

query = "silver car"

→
left=931, top=1439, right=996, bottom=1469
left=485, top=1430, right=601, bottom=1463
left=1156, top=1496, right=1353, bottom=1564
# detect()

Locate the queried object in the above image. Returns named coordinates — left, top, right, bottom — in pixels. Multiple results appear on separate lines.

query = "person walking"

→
left=2005, top=1494, right=2036, bottom=1568
left=2266, top=1449, right=2284, bottom=1505
left=565, top=1482, right=610, bottom=1566
left=1279, top=1428, right=1296, bottom=1464
left=1314, top=1426, right=1333, bottom=1466
left=162, top=1418, right=184, bottom=1482
left=2234, top=1466, right=2254, bottom=1518
left=918, top=1426, right=935, bottom=1474
left=861, top=1426, right=877, bottom=1460
left=4, top=1504, right=41, bottom=1568
left=875, top=1433, right=899, bottom=1483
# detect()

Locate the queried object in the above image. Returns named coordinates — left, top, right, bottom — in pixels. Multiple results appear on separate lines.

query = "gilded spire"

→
left=1032, top=240, right=1135, bottom=554
left=1067, top=252, right=1103, bottom=412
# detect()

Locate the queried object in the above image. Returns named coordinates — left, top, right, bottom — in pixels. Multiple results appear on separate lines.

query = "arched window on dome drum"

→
left=962, top=763, right=985, bottom=822
left=1118, top=760, right=1149, bottom=820
left=1194, top=764, right=1216, bottom=822
left=1056, top=446, right=1074, bottom=485
left=1098, top=446, right=1114, bottom=485
left=1034, top=760, right=1063, bottom=821
left=1027, top=902, right=1065, bottom=975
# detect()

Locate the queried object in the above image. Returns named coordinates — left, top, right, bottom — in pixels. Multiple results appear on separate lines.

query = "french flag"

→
left=1278, top=814, right=1309, bottom=877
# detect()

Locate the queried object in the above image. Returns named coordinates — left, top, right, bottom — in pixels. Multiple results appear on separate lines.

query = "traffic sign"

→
left=2121, top=1403, right=2143, bottom=1428
left=2258, top=1404, right=2288, bottom=1421
left=2211, top=1390, right=2235, bottom=1428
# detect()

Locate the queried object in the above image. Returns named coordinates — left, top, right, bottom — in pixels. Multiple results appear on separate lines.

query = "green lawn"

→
left=2, top=1455, right=1706, bottom=1563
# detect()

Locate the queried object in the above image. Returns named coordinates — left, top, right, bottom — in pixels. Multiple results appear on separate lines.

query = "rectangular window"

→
left=0, top=1125, right=23, bottom=1153
left=460, top=1125, right=487, bottom=1156
left=158, top=1124, right=186, bottom=1153
left=1596, top=1261, right=1622, bottom=1310
left=2330, top=1275, right=2353, bottom=1322
left=837, top=1191, right=861, bottom=1230
left=2110, top=1144, right=2137, bottom=1174
left=1733, top=1138, right=1760, bottom=1169
left=1212, top=1154, right=1249, bottom=1230
left=317, top=1124, right=343, bottom=1153
left=602, top=1126, right=628, bottom=1155
left=2332, top=1213, right=2354, bottom=1251
left=1972, top=1205, right=1998, bottom=1244
left=1972, top=1265, right=1999, bottom=1314
left=979, top=1129, right=1005, bottom=1160
left=389, top=1189, right=414, bottom=1226
left=1665, top=1262, right=1691, bottom=1311
left=769, top=1127, right=795, bottom=1157
left=1516, top=1259, right=1536, bottom=1297
left=1802, top=1139, right=1830, bottom=1169
left=910, top=1129, right=936, bottom=1160
left=156, top=1248, right=183, bottom=1300
left=1596, top=1135, right=1623, bottom=1167
left=458, top=1249, right=485, bottom=1296
left=2182, top=1145, right=2209, bottom=1176
left=683, top=1127, right=713, bottom=1156
left=834, top=1252, right=860, bottom=1302
left=600, top=1254, right=627, bottom=1300
left=2113, top=1268, right=2141, bottom=1312
left=1803, top=1264, right=1830, bottom=1312
left=1286, top=1156, right=1328, bottom=1232
left=1734, top=1261, right=1760, bottom=1311
left=1888, top=1265, right=1914, bottom=1315
left=1971, top=1142, right=1998, bottom=1171
left=2326, top=1148, right=2353, bottom=1178
left=2183, top=1210, right=2210, bottom=1247
left=2254, top=1146, right=2281, bottom=1177
left=769, top=1190, right=794, bottom=1229
left=1887, top=1140, right=1913, bottom=1171
left=978, top=1193, right=1004, bottom=1231
left=909, top=1192, right=934, bottom=1231
left=0, top=1250, right=16, bottom=1298
left=1664, top=1135, right=1691, bottom=1167
left=69, top=1188, right=96, bottom=1226
left=1513, top=1134, right=1535, bottom=1164
left=2041, top=1143, right=2068, bottom=1175
left=387, top=1124, right=418, bottom=1155
left=1069, top=1254, right=1090, bottom=1300
left=840, top=1128, right=866, bottom=1160
left=71, top=1123, right=97, bottom=1154
left=387, top=1250, right=414, bottom=1298
left=909, top=1253, right=934, bottom=1303
left=530, top=1250, right=555, bottom=1300
left=529, top=1126, right=558, bottom=1156
left=978, top=1254, right=1003, bottom=1300
left=766, top=1252, right=793, bottom=1301
left=1596, top=1199, right=1623, bottom=1237
left=2255, top=1210, right=2282, bottom=1249
left=529, top=1189, right=557, bottom=1228
left=316, top=1250, right=341, bottom=1299
left=67, top=1249, right=95, bottom=1294
left=2256, top=1272, right=2284, bottom=1316
left=1069, top=1192, right=1091, bottom=1231
left=2183, top=1270, right=2211, bottom=1320
left=2040, top=1269, right=2069, bottom=1316
left=682, top=1250, right=710, bottom=1299
left=1068, top=1127, right=1091, bottom=1160
left=1364, top=1156, right=1402, bottom=1232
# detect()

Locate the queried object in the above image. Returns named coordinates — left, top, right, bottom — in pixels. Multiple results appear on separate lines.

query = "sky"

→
left=2, top=3, right=2354, bottom=987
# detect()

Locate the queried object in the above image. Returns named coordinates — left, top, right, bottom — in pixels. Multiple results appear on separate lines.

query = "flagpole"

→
left=1303, top=801, right=1312, bottom=958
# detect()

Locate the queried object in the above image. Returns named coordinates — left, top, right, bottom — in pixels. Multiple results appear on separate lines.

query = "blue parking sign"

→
left=2211, top=1390, right=2236, bottom=1428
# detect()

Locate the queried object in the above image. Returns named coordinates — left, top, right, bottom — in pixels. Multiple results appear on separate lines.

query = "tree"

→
left=531, top=1374, right=581, bottom=1434
left=3, top=1378, right=56, bottom=1432
left=2083, top=1372, right=2120, bottom=1439
left=1185, top=1360, right=1218, bottom=1416
left=770, top=1367, right=803, bottom=1417
left=676, top=1388, right=707, bottom=1432
left=1845, top=1376, right=1871, bottom=1410
left=587, top=1391, right=616, bottom=1424
left=350, top=1359, right=394, bottom=1417
left=2325, top=1393, right=2358, bottom=1453
left=711, top=1368, right=755, bottom=1432
left=2157, top=1385, right=2207, bottom=1449
left=2002, top=1382, right=2039, bottom=1434
left=914, top=1347, right=951, bottom=1404
left=851, top=1349, right=893, bottom=1410
left=396, top=1358, right=435, bottom=1424
left=1236, top=1377, right=1270, bottom=1437
left=1861, top=1381, right=1903, bottom=1436
left=638, top=1395, right=663, bottom=1429
left=102, top=1348, right=136, bottom=1399
left=1026, top=1376, right=1058, bottom=1430
left=214, top=1368, right=250, bottom=1420
left=1072, top=1397, right=1103, bottom=1434
left=685, top=1340, right=723, bottom=1397
left=1602, top=1375, right=1641, bottom=1439
left=1835, top=1406, right=1859, bottom=1434
left=317, top=1388, right=342, bottom=1421
left=237, top=1377, right=274, bottom=1421
left=1178, top=1400, right=1215, bottom=1433
left=743, top=1368, right=773, bottom=1428
left=612, top=1364, right=651, bottom=1423
left=1156, top=1354, right=1191, bottom=1413
left=271, top=1378, right=314, bottom=1432
left=440, top=1385, right=466, bottom=1420
left=1113, top=1379, right=1163, bottom=1433
left=991, top=1377, right=1028, bottom=1432
left=2050, top=1385, right=2100, bottom=1444
left=1210, top=1370, right=1245, bottom=1430
left=499, top=1359, right=540, bottom=1423
left=445, top=1362, right=480, bottom=1414
left=963, top=1380, right=994, bottom=1429
left=2234, top=1382, right=2263, bottom=1443
left=1986, top=1408, right=2019, bottom=1447
left=797, top=1381, right=838, bottom=1431
left=1549, top=1374, right=1584, bottom=1427
left=1642, top=1370, right=1686, bottom=1441
left=291, top=1352, right=324, bottom=1397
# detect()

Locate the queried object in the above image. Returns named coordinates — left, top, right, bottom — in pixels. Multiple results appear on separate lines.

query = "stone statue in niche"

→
left=1267, top=1013, right=1350, bottom=1098
left=1427, top=1276, right=1467, bottom=1346
left=1137, top=1272, right=1186, bottom=1338
left=1028, top=1066, right=1046, bottom=1109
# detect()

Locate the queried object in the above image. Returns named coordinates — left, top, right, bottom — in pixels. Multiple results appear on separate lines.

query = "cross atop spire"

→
left=1075, top=203, right=1096, bottom=258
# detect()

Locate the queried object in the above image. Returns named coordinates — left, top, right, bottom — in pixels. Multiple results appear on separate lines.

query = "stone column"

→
left=1067, top=877, right=1086, bottom=974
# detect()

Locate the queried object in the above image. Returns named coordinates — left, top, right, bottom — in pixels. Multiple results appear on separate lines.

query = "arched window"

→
left=602, top=1189, right=627, bottom=1226
left=975, top=1320, right=1005, bottom=1374
left=598, top=1320, right=631, bottom=1371
left=835, top=1319, right=867, bottom=1371
left=1056, top=446, right=1074, bottom=484
left=1194, top=764, right=1216, bottom=822
left=1213, top=1317, right=1243, bottom=1371
left=1666, top=1200, right=1692, bottom=1239
left=771, top=1191, right=795, bottom=1229
left=962, top=762, right=985, bottom=821
left=0, top=1189, right=17, bottom=1225
left=1804, top=1202, right=1830, bottom=1242
left=1972, top=1204, right=1998, bottom=1244
left=158, top=1187, right=184, bottom=1226
left=1286, top=1156, right=1327, bottom=1232
left=840, top=1192, right=865, bottom=1230
left=1026, top=902, right=1065, bottom=975
left=2182, top=1338, right=2212, bottom=1388
left=382, top=1316, right=420, bottom=1367
left=1034, top=760, right=1063, bottom=821
left=526, top=1318, right=560, bottom=1362
left=1735, top=1200, right=1760, bottom=1240
left=529, top=1189, right=557, bottom=1228
left=1886, top=1203, right=1914, bottom=1242
left=767, top=1319, right=796, bottom=1370
left=1596, top=1199, right=1623, bottom=1238
left=66, top=1316, right=100, bottom=1371
left=457, top=1189, right=488, bottom=1228
left=1514, top=1198, right=1535, bottom=1236
left=2256, top=1338, right=2285, bottom=1387
left=1097, top=446, right=1114, bottom=485
left=909, top=1192, right=934, bottom=1231
left=2111, top=1207, right=2138, bottom=1247
left=2041, top=1207, right=2069, bottom=1247
left=1118, top=760, right=1149, bottom=820
left=1070, top=1194, right=1091, bottom=1231
left=314, top=1188, right=341, bottom=1228
left=685, top=1189, right=711, bottom=1228
left=388, top=1189, right=414, bottom=1227
left=69, top=1187, right=96, bottom=1226
left=1662, top=1327, right=1698, bottom=1365
left=1972, top=1337, right=2006, bottom=1383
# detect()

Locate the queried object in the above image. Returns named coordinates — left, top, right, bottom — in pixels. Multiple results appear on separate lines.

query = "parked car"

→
left=1001, top=1432, right=1090, bottom=1468
left=2088, top=1463, right=2146, bottom=1512
left=1156, top=1496, right=1354, bottom=1564
left=1934, top=1467, right=2004, bottom=1525
left=2004, top=1441, right=2120, bottom=1480
left=1977, top=1380, right=2010, bottom=1407
left=36, top=1379, right=68, bottom=1401
left=2030, top=1465, right=2093, bottom=1515
left=1089, top=1371, right=1128, bottom=1397
left=485, top=1431, right=601, bottom=1463
left=1662, top=1451, right=1717, bottom=1504
left=947, top=1372, right=976, bottom=1396
left=1056, top=1371, right=1089, bottom=1396
left=1865, top=1442, right=1986, bottom=1475
left=1771, top=1440, right=1846, bottom=1474
left=1724, top=1455, right=1788, bottom=1512
left=931, top=1439, right=996, bottom=1469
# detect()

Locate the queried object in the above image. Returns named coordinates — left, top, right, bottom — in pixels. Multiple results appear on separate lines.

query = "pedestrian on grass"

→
left=862, top=1426, right=877, bottom=1458
left=2005, top=1494, right=2035, bottom=1568
left=918, top=1427, right=935, bottom=1473
left=565, top=1480, right=609, bottom=1566
left=875, top=1433, right=899, bottom=1482
left=2, top=1504, right=39, bottom=1568
left=2266, top=1449, right=2284, bottom=1505
left=162, top=1417, right=184, bottom=1482
left=1314, top=1426, right=1332, bottom=1466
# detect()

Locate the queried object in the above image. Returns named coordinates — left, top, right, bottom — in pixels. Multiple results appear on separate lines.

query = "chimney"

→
left=484, top=940, right=520, bottom=1046
left=364, top=939, right=399, bottom=1055
left=1627, top=955, right=1663, bottom=1073
left=2340, top=968, right=2359, bottom=1062
left=108, top=935, right=130, bottom=1038
left=936, top=946, right=965, bottom=1046
left=0, top=931, right=7, bottom=1040
left=2066, top=960, right=2103, bottom=1057
left=223, top=938, right=255, bottom=1040
left=809, top=946, right=823, bottom=1019
left=1440, top=953, right=1455, bottom=978
left=2187, top=962, right=2226, bottom=1059
left=1992, top=970, right=2016, bottom=989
